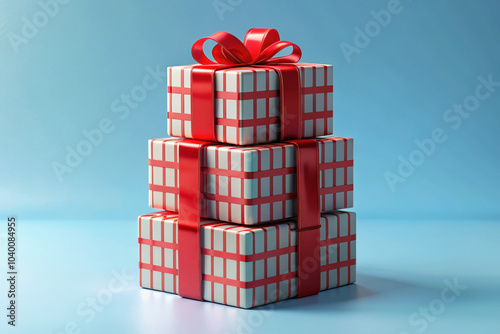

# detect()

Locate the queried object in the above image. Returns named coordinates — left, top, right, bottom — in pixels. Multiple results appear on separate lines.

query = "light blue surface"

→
left=1, top=0, right=499, bottom=220
left=0, top=219, right=499, bottom=334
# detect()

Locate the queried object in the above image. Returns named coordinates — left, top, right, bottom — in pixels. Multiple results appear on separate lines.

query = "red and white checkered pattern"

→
left=167, top=64, right=334, bottom=145
left=149, top=136, right=354, bottom=225
left=139, top=210, right=356, bottom=308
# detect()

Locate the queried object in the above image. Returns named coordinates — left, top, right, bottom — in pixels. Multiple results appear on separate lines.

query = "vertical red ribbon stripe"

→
left=287, top=139, right=321, bottom=297
left=190, top=66, right=221, bottom=142
left=178, top=140, right=208, bottom=300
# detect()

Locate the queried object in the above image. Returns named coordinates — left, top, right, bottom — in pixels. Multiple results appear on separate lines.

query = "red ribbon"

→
left=190, top=28, right=303, bottom=141
left=177, top=139, right=208, bottom=300
left=288, top=139, right=321, bottom=297
left=177, top=138, right=321, bottom=301
left=191, top=28, right=301, bottom=65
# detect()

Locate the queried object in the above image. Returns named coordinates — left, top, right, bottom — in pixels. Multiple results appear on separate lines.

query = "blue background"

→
left=1, top=1, right=499, bottom=333
left=1, top=0, right=499, bottom=220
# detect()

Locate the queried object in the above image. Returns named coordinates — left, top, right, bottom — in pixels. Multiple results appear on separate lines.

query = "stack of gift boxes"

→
left=138, top=29, right=356, bottom=309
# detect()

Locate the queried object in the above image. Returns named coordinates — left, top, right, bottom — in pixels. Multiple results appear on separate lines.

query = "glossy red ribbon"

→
left=177, top=138, right=321, bottom=301
left=192, top=28, right=301, bottom=65
left=288, top=139, right=321, bottom=297
left=177, top=139, right=209, bottom=300
left=190, top=28, right=303, bottom=141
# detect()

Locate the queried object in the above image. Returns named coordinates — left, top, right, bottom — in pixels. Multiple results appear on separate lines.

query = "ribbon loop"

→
left=243, top=28, right=280, bottom=62
left=256, top=41, right=302, bottom=64
left=192, top=32, right=252, bottom=65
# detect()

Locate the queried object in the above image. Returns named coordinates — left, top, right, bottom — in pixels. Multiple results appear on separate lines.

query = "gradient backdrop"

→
left=1, top=0, right=499, bottom=220
left=0, top=0, right=499, bottom=333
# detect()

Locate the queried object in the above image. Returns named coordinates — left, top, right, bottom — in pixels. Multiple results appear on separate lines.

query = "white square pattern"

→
left=139, top=210, right=356, bottom=308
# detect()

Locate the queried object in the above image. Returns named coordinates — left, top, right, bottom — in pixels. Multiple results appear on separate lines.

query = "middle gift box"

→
left=149, top=136, right=353, bottom=225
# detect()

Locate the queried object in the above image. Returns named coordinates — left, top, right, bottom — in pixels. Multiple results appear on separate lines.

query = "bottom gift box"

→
left=138, top=210, right=356, bottom=308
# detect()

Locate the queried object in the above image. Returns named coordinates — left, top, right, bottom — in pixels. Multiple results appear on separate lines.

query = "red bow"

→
left=191, top=28, right=302, bottom=65
left=188, top=28, right=304, bottom=142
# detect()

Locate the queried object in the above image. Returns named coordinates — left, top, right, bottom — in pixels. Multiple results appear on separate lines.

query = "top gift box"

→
left=167, top=29, right=334, bottom=145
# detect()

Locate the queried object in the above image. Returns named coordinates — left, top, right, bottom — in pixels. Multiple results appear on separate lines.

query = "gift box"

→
left=167, top=64, right=333, bottom=145
left=139, top=210, right=356, bottom=308
left=148, top=136, right=353, bottom=225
